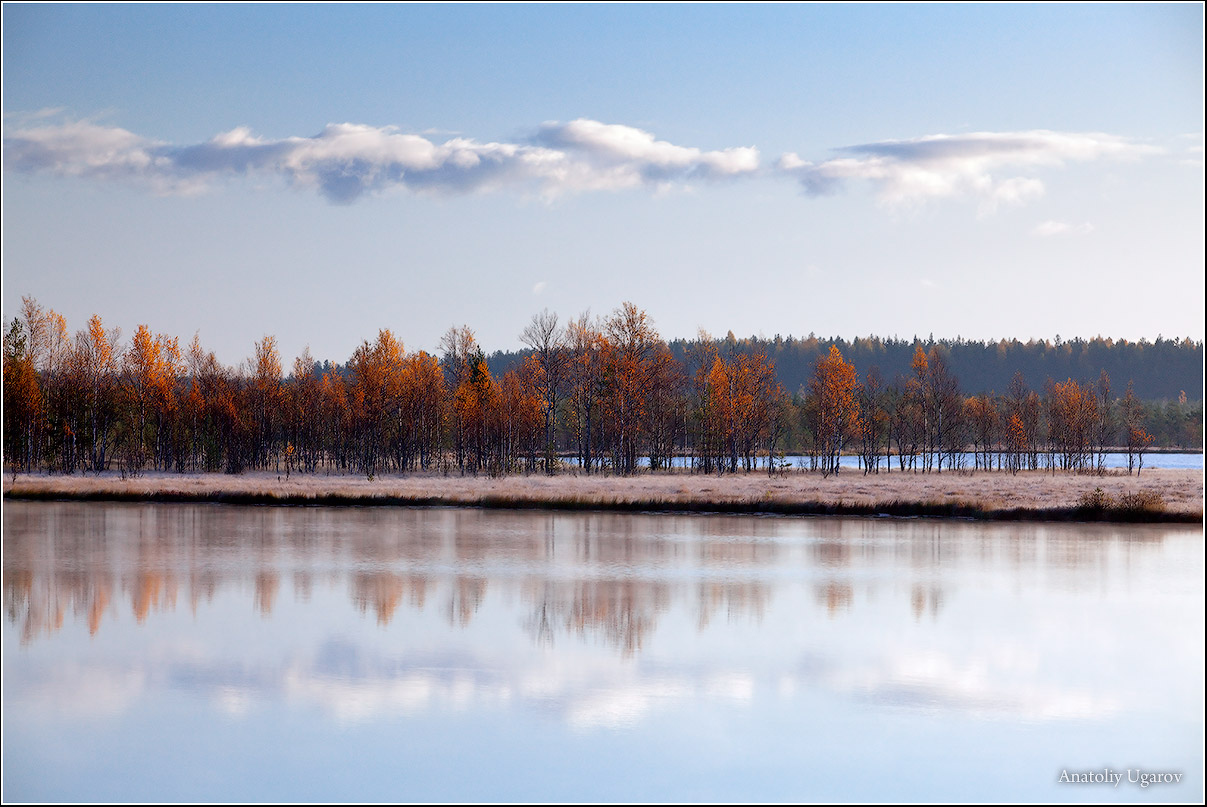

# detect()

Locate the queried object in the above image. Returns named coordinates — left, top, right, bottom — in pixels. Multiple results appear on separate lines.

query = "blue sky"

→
left=3, top=4, right=1203, bottom=367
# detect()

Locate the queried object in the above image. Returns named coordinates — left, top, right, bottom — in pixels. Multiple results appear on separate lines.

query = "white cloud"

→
left=1032, top=220, right=1094, bottom=237
left=3, top=118, right=1163, bottom=210
left=534, top=118, right=760, bottom=184
left=779, top=130, right=1161, bottom=208
left=988, top=176, right=1046, bottom=207
left=3, top=116, right=761, bottom=203
left=532, top=281, right=547, bottom=295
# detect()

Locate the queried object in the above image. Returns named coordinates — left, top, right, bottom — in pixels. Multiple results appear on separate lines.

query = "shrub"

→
left=1077, top=487, right=1114, bottom=511
left=1115, top=490, right=1166, bottom=514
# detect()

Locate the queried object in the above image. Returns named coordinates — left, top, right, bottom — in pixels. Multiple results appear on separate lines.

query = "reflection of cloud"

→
left=7, top=633, right=1126, bottom=734
left=284, top=669, right=513, bottom=724
left=215, top=686, right=254, bottom=717
left=1032, top=220, right=1094, bottom=237
left=832, top=649, right=1119, bottom=722
left=12, top=665, right=146, bottom=718
left=565, top=678, right=690, bottom=730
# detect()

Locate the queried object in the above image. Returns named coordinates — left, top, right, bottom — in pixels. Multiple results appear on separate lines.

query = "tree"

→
left=1094, top=369, right=1112, bottom=474
left=250, top=335, right=284, bottom=471
left=698, top=352, right=733, bottom=474
left=440, top=325, right=479, bottom=472
left=451, top=346, right=498, bottom=474
left=857, top=365, right=886, bottom=474
left=602, top=302, right=660, bottom=475
left=566, top=313, right=607, bottom=474
left=520, top=309, right=568, bottom=474
left=3, top=318, right=43, bottom=474
left=925, top=347, right=964, bottom=472
left=808, top=346, right=859, bottom=477
left=1121, top=380, right=1143, bottom=474
left=965, top=393, right=998, bottom=471
left=120, top=324, right=181, bottom=473
left=73, top=315, right=122, bottom=473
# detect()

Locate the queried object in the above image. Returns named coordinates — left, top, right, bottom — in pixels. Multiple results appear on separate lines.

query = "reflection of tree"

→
left=815, top=581, right=853, bottom=615
left=351, top=572, right=429, bottom=626
left=293, top=571, right=313, bottom=602
left=4, top=502, right=1156, bottom=649
left=523, top=579, right=668, bottom=656
left=254, top=572, right=279, bottom=616
left=910, top=584, right=943, bottom=620
left=130, top=571, right=177, bottom=623
left=699, top=538, right=778, bottom=568
left=522, top=581, right=557, bottom=647
left=695, top=581, right=769, bottom=629
left=189, top=570, right=218, bottom=615
left=87, top=581, right=111, bottom=635
left=447, top=576, right=487, bottom=627
left=811, top=540, right=850, bottom=568
left=4, top=566, right=62, bottom=643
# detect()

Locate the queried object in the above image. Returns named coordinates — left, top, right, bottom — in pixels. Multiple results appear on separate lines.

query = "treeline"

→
left=490, top=332, right=1202, bottom=403
left=3, top=297, right=1201, bottom=480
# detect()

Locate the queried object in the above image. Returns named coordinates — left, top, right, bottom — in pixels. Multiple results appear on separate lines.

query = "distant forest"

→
left=488, top=332, right=1203, bottom=403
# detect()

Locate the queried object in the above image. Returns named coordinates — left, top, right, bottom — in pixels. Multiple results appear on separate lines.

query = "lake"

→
left=3, top=501, right=1202, bottom=802
left=567, top=452, right=1204, bottom=471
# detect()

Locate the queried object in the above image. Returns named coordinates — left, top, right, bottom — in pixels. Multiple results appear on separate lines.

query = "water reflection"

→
left=3, top=501, right=1202, bottom=802
left=2, top=502, right=1185, bottom=648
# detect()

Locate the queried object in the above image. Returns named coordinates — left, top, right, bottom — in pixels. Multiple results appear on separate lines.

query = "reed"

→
left=4, top=468, right=1201, bottom=524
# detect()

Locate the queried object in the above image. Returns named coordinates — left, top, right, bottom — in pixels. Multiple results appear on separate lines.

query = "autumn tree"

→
left=1006, top=372, right=1041, bottom=471
left=320, top=367, right=352, bottom=472
left=288, top=347, right=323, bottom=473
left=72, top=315, right=122, bottom=473
left=249, top=336, right=284, bottom=471
left=808, top=346, right=859, bottom=477
left=348, top=329, right=405, bottom=478
left=698, top=351, right=733, bottom=474
left=964, top=393, right=998, bottom=471
left=498, top=359, right=544, bottom=473
left=3, top=318, right=43, bottom=474
left=451, top=346, right=499, bottom=474
left=440, top=325, right=479, bottom=471
left=183, top=334, right=229, bottom=472
left=645, top=344, right=687, bottom=471
left=119, top=324, right=182, bottom=473
left=1047, top=378, right=1097, bottom=472
left=21, top=298, right=71, bottom=472
left=397, top=351, right=446, bottom=472
left=602, top=302, right=661, bottom=475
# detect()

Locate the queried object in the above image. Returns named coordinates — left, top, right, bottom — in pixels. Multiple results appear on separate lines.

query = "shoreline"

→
left=4, top=468, right=1202, bottom=524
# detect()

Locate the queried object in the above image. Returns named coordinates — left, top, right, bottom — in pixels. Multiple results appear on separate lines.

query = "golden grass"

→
left=3, top=467, right=1202, bottom=522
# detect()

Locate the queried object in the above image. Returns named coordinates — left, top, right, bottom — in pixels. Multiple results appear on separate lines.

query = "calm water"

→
left=3, top=501, right=1203, bottom=802
left=573, top=452, right=1204, bottom=471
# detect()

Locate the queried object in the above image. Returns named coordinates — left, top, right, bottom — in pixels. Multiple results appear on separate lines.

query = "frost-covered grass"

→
left=3, top=467, right=1201, bottom=522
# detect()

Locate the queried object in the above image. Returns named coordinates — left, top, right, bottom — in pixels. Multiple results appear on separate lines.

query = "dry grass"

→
left=3, top=466, right=1202, bottom=522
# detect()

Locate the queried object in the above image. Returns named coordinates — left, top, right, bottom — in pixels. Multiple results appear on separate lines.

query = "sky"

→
left=2, top=4, right=1203, bottom=368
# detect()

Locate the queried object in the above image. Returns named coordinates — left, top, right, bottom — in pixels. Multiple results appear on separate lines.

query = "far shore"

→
left=3, top=467, right=1202, bottom=524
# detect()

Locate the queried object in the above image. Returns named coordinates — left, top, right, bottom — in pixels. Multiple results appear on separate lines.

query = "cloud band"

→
left=4, top=116, right=1159, bottom=206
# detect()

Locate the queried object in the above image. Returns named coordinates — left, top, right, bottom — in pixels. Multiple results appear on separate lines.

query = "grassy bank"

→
left=3, top=468, right=1202, bottom=524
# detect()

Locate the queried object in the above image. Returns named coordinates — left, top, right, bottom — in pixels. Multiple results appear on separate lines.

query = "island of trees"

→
left=4, top=297, right=1202, bottom=481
